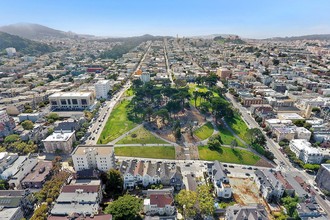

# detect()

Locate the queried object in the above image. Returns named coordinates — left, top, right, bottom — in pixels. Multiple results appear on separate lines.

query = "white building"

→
left=140, top=72, right=151, bottom=83
left=255, top=169, right=285, bottom=202
left=0, top=110, right=10, bottom=123
left=211, top=161, right=232, bottom=199
left=94, top=80, right=111, bottom=99
left=5, top=48, right=16, bottom=57
left=42, top=131, right=76, bottom=154
left=144, top=193, right=175, bottom=216
left=295, top=127, right=312, bottom=141
left=289, top=139, right=323, bottom=164
left=49, top=92, right=95, bottom=110
left=72, top=145, right=116, bottom=172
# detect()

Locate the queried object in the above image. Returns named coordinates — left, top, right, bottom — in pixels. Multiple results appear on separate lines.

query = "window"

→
left=67, top=99, right=71, bottom=105
left=81, top=99, right=87, bottom=105
left=60, top=99, right=67, bottom=105
left=72, top=99, right=78, bottom=105
left=51, top=101, right=57, bottom=106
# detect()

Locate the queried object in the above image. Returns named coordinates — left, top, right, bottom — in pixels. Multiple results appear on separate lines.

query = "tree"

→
left=207, top=135, right=222, bottom=150
left=176, top=189, right=197, bottom=218
left=0, top=180, right=8, bottom=190
left=281, top=195, right=299, bottom=217
left=47, top=113, right=59, bottom=122
left=303, top=164, right=320, bottom=171
left=21, top=120, right=34, bottom=130
left=293, top=119, right=305, bottom=127
left=230, top=139, right=238, bottom=148
left=101, top=169, right=123, bottom=196
left=4, top=134, right=20, bottom=143
left=245, top=128, right=266, bottom=146
left=197, top=185, right=215, bottom=216
left=104, top=194, right=142, bottom=220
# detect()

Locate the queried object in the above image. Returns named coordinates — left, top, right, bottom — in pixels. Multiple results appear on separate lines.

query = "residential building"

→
left=315, top=164, right=330, bottom=192
left=273, top=126, right=296, bottom=142
left=18, top=113, right=41, bottom=123
left=225, top=204, right=269, bottom=220
left=0, top=207, right=24, bottom=220
left=295, top=127, right=312, bottom=141
left=49, top=92, right=95, bottom=111
left=297, top=202, right=324, bottom=220
left=48, top=214, right=112, bottom=220
left=0, top=190, right=34, bottom=216
left=211, top=161, right=232, bottom=199
left=289, top=139, right=323, bottom=164
left=217, top=68, right=231, bottom=80
left=42, top=131, right=76, bottom=154
left=21, top=161, right=53, bottom=189
left=144, top=190, right=175, bottom=216
left=94, top=80, right=111, bottom=99
left=255, top=169, right=285, bottom=202
left=140, top=72, right=151, bottom=83
left=72, top=145, right=116, bottom=172
left=0, top=152, right=18, bottom=173
left=8, top=157, right=38, bottom=189
left=241, top=97, right=263, bottom=107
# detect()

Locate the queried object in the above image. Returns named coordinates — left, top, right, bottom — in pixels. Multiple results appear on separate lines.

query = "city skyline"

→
left=1, top=0, right=330, bottom=38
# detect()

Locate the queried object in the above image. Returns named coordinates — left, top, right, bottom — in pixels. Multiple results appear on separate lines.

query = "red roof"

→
left=150, top=194, right=173, bottom=208
left=61, top=185, right=100, bottom=193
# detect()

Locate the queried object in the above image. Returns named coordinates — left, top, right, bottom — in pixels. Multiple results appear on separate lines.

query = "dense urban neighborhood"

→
left=1, top=23, right=330, bottom=220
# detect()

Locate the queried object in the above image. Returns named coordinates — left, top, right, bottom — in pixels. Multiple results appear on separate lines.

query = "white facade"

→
left=49, top=92, right=95, bottom=110
left=42, top=131, right=75, bottom=154
left=94, top=80, right=111, bottom=99
left=295, top=127, right=312, bottom=141
left=72, top=146, right=115, bottom=172
left=140, top=73, right=151, bottom=83
left=0, top=110, right=10, bottom=123
left=289, top=139, right=323, bottom=164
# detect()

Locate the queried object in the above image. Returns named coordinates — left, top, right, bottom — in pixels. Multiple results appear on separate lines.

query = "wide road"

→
left=220, top=82, right=330, bottom=215
left=86, top=42, right=152, bottom=145
left=163, top=38, right=174, bottom=86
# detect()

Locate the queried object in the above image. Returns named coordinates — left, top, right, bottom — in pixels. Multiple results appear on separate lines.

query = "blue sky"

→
left=0, top=0, right=329, bottom=38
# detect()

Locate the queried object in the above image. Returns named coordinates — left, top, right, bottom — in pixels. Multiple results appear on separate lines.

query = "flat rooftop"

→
left=43, top=132, right=75, bottom=142
left=72, top=145, right=114, bottom=156
left=21, top=161, right=52, bottom=183
left=49, top=92, right=92, bottom=98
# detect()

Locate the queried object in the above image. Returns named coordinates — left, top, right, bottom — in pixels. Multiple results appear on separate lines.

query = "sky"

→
left=0, top=0, right=330, bottom=38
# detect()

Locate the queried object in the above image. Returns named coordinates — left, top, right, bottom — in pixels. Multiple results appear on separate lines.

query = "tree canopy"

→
left=176, top=189, right=198, bottom=218
left=21, top=120, right=34, bottom=130
left=104, top=194, right=142, bottom=220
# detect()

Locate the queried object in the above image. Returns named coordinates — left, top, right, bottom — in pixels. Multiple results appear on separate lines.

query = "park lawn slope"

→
left=198, top=146, right=260, bottom=165
left=194, top=122, right=214, bottom=140
left=188, top=84, right=220, bottom=107
left=226, top=113, right=249, bottom=143
left=116, top=126, right=168, bottom=144
left=115, top=146, right=175, bottom=159
left=218, top=125, right=246, bottom=148
left=98, top=100, right=137, bottom=144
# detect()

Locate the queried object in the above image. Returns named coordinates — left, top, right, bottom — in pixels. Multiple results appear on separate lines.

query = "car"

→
left=229, top=165, right=234, bottom=168
left=247, top=167, right=253, bottom=170
left=242, top=167, right=247, bottom=169
left=92, top=137, right=95, bottom=140
left=245, top=173, right=251, bottom=176
left=223, top=164, right=228, bottom=167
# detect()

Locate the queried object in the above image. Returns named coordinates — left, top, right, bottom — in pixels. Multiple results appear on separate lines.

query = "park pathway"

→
left=107, top=124, right=144, bottom=145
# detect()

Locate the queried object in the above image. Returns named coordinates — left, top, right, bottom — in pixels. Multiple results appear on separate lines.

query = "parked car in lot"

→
left=229, top=165, right=235, bottom=168
left=245, top=173, right=251, bottom=176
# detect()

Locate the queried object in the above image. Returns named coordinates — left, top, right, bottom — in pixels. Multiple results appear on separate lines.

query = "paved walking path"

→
left=107, top=124, right=144, bottom=145
left=114, top=143, right=174, bottom=147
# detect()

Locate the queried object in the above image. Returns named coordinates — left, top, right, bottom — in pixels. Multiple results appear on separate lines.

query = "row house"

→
left=120, top=160, right=183, bottom=190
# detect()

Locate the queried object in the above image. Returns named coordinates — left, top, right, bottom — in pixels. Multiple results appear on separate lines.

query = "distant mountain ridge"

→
left=0, top=23, right=94, bottom=40
left=266, top=34, right=330, bottom=41
left=0, top=31, right=55, bottom=55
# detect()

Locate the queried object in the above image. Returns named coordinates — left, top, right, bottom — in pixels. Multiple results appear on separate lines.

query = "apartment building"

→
left=255, top=169, right=285, bottom=202
left=211, top=161, right=232, bottom=199
left=72, top=145, right=116, bottom=172
left=94, top=80, right=111, bottom=99
left=42, top=131, right=76, bottom=154
left=289, top=139, right=323, bottom=164
left=49, top=92, right=95, bottom=110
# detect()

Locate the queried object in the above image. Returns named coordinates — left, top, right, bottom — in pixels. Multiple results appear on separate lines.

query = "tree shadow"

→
left=231, top=148, right=243, bottom=161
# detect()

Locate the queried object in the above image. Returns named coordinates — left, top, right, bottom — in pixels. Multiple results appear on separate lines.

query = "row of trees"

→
left=1, top=134, right=37, bottom=154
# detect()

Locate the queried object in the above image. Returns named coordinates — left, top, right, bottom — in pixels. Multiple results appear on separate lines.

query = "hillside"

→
left=0, top=31, right=55, bottom=55
left=214, top=36, right=246, bottom=44
left=99, top=34, right=172, bottom=59
left=0, top=23, right=92, bottom=40
left=267, top=34, right=330, bottom=41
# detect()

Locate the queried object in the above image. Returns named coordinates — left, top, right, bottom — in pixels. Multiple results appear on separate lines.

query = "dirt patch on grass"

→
left=254, top=159, right=274, bottom=168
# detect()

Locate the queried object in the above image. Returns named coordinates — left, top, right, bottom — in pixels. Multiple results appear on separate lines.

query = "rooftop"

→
left=21, top=161, right=52, bottom=183
left=72, top=145, right=114, bottom=156
left=51, top=203, right=99, bottom=216
left=49, top=92, right=92, bottom=98
left=43, top=131, right=75, bottom=142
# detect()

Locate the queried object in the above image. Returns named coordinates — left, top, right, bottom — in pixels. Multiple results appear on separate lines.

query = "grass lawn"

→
left=218, top=125, right=246, bottom=148
left=194, top=122, right=214, bottom=140
left=198, top=146, right=260, bottom=165
left=188, top=84, right=220, bottom=107
left=116, top=127, right=168, bottom=144
left=98, top=100, right=137, bottom=144
left=226, top=113, right=249, bottom=143
left=115, top=146, right=175, bottom=159
left=124, top=88, right=134, bottom=97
